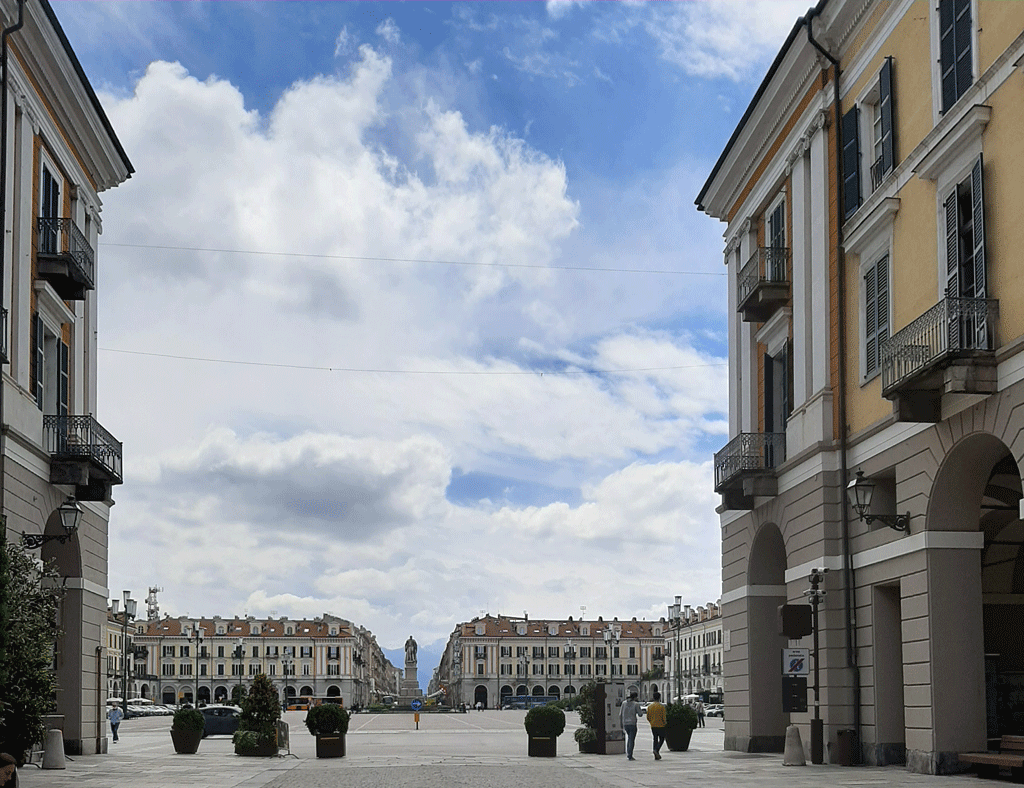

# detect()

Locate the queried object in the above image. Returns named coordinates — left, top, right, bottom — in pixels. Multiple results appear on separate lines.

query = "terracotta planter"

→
left=664, top=727, right=693, bottom=752
left=170, top=728, right=202, bottom=754
left=528, top=737, right=557, bottom=757
left=315, top=734, right=346, bottom=758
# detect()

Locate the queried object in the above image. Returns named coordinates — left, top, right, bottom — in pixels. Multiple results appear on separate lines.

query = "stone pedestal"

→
left=397, top=636, right=423, bottom=705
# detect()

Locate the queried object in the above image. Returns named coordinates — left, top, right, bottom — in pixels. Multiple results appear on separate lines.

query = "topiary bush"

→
left=304, top=703, right=350, bottom=736
left=172, top=707, right=205, bottom=733
left=573, top=727, right=597, bottom=744
left=665, top=702, right=698, bottom=730
left=576, top=682, right=598, bottom=729
left=524, top=704, right=566, bottom=738
left=236, top=673, right=279, bottom=751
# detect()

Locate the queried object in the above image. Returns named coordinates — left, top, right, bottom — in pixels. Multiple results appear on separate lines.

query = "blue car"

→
left=199, top=705, right=242, bottom=737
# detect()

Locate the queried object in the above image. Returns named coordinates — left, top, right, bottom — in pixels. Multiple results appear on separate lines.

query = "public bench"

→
left=959, top=734, right=1024, bottom=781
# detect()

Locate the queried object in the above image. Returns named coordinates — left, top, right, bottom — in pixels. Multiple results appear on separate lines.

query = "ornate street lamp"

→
left=114, top=591, right=137, bottom=718
left=21, top=496, right=83, bottom=549
left=603, top=624, right=620, bottom=682
left=234, top=638, right=244, bottom=702
left=667, top=597, right=682, bottom=701
left=188, top=621, right=204, bottom=706
left=847, top=471, right=909, bottom=532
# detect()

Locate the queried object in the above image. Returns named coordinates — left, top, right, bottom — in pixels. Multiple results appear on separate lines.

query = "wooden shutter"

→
left=945, top=188, right=960, bottom=348
left=865, top=263, right=878, bottom=375
left=59, top=338, right=69, bottom=417
left=971, top=155, right=985, bottom=299
left=940, top=0, right=972, bottom=112
left=32, top=313, right=44, bottom=409
left=842, top=106, right=861, bottom=219
left=879, top=57, right=895, bottom=175
left=875, top=257, right=889, bottom=370
left=763, top=351, right=774, bottom=433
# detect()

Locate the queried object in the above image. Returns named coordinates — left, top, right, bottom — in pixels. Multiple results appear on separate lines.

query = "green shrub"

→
left=573, top=727, right=597, bottom=744
left=172, top=707, right=205, bottom=733
left=576, top=682, right=598, bottom=729
left=236, top=673, right=279, bottom=751
left=232, top=729, right=263, bottom=754
left=524, top=704, right=566, bottom=738
left=665, top=702, right=698, bottom=730
left=304, top=703, right=350, bottom=736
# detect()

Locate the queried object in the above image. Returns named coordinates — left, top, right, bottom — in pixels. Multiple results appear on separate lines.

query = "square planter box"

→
left=316, top=734, right=346, bottom=758
left=528, top=737, right=557, bottom=757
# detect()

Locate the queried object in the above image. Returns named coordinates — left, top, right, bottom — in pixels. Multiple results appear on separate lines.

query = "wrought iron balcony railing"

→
left=870, top=155, right=887, bottom=193
left=880, top=297, right=998, bottom=395
left=714, top=432, right=785, bottom=491
left=43, top=414, right=123, bottom=484
left=737, top=246, right=789, bottom=321
left=36, top=217, right=95, bottom=291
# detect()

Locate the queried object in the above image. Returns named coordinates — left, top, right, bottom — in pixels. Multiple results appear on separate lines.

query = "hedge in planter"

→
left=664, top=703, right=698, bottom=752
left=305, top=703, right=350, bottom=758
left=574, top=726, right=598, bottom=754
left=170, top=707, right=205, bottom=754
left=234, top=674, right=280, bottom=756
left=524, top=704, right=565, bottom=757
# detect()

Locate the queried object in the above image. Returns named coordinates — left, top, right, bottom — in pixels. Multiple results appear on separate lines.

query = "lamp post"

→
left=20, top=496, right=83, bottom=549
left=115, top=591, right=137, bottom=718
left=603, top=625, right=620, bottom=682
left=234, top=638, right=244, bottom=703
left=282, top=656, right=294, bottom=708
left=667, top=597, right=681, bottom=701
left=188, top=621, right=204, bottom=706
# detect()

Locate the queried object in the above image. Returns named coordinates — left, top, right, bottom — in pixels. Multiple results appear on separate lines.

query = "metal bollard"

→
left=41, top=729, right=65, bottom=770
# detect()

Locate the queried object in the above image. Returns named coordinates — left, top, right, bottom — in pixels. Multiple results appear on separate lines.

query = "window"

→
left=217, top=646, right=225, bottom=658
left=269, top=664, right=276, bottom=676
left=944, top=156, right=988, bottom=347
left=939, top=0, right=972, bottom=112
left=161, top=664, right=174, bottom=676
left=548, top=664, right=560, bottom=675
left=248, top=664, right=261, bottom=676
left=217, top=664, right=225, bottom=676
left=302, top=664, right=310, bottom=676
left=627, top=664, right=639, bottom=676
left=864, top=58, right=896, bottom=192
left=500, top=664, right=512, bottom=675
left=327, top=646, right=340, bottom=660
left=532, top=647, right=543, bottom=659
left=251, top=646, right=259, bottom=658
left=181, top=646, right=190, bottom=658
left=613, top=647, right=620, bottom=659
left=163, top=646, right=174, bottom=658
left=579, top=647, right=591, bottom=658
left=580, top=664, right=592, bottom=676
left=628, top=647, right=636, bottom=659
left=327, top=664, right=340, bottom=676
left=595, top=647, right=607, bottom=659
left=500, top=646, right=511, bottom=658
left=300, top=646, right=312, bottom=658
left=532, top=664, right=543, bottom=675
left=30, top=315, right=68, bottom=415
left=199, top=664, right=207, bottom=676
left=231, top=664, right=242, bottom=676
left=564, top=663, right=574, bottom=675
left=548, top=646, right=559, bottom=658
left=477, top=663, right=485, bottom=675
left=595, top=664, right=606, bottom=676
left=517, top=646, right=528, bottom=657
left=864, top=256, right=890, bottom=379
left=180, top=663, right=192, bottom=676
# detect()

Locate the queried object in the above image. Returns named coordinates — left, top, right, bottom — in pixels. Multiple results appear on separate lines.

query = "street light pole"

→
left=189, top=621, right=204, bottom=706
left=118, top=591, right=137, bottom=718
left=234, top=638, right=244, bottom=703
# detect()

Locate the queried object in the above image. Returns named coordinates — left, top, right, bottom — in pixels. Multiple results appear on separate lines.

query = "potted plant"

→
left=304, top=702, right=350, bottom=758
left=233, top=674, right=280, bottom=756
left=574, top=726, right=598, bottom=753
left=664, top=702, right=698, bottom=752
left=524, top=703, right=565, bottom=757
left=170, top=707, right=204, bottom=754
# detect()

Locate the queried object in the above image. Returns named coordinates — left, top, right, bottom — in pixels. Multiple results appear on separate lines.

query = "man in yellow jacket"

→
left=646, top=690, right=667, bottom=760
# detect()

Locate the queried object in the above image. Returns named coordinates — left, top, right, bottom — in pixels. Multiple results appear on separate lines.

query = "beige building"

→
left=665, top=599, right=723, bottom=703
left=133, top=613, right=399, bottom=708
left=435, top=614, right=666, bottom=709
left=698, top=0, right=1024, bottom=773
left=0, top=0, right=132, bottom=754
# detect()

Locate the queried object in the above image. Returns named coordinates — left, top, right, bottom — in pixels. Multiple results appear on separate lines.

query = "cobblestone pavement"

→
left=17, top=711, right=985, bottom=788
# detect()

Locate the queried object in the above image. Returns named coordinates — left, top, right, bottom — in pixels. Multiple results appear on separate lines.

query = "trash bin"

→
left=833, top=728, right=857, bottom=766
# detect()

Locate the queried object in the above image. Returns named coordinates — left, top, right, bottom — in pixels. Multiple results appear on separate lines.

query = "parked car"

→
left=704, top=704, right=724, bottom=717
left=199, top=704, right=242, bottom=737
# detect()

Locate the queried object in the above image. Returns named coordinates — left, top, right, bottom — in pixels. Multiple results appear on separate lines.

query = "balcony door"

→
left=766, top=200, right=785, bottom=282
left=945, top=156, right=987, bottom=349
left=763, top=343, right=791, bottom=467
left=40, top=166, right=60, bottom=254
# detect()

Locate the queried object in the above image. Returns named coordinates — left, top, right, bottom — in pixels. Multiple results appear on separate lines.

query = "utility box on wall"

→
left=594, top=682, right=626, bottom=755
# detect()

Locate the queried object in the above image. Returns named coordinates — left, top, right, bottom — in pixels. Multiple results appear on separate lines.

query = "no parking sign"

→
left=783, top=648, right=809, bottom=675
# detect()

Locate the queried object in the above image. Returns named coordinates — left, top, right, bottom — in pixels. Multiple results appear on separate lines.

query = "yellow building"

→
left=697, top=0, right=1024, bottom=773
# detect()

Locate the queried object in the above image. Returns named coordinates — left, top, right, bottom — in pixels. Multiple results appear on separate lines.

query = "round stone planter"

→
left=528, top=736, right=557, bottom=757
left=664, top=727, right=694, bottom=752
left=170, top=729, right=202, bottom=755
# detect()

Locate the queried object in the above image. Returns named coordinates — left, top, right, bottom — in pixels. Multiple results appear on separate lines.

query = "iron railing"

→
left=737, top=246, right=789, bottom=307
left=880, top=297, right=998, bottom=393
left=871, top=154, right=887, bottom=192
left=0, top=307, right=7, bottom=364
left=42, top=414, right=123, bottom=483
left=36, top=217, right=95, bottom=288
left=714, top=432, right=785, bottom=491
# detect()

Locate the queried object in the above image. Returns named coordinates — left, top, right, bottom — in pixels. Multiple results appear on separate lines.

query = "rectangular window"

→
left=251, top=646, right=259, bottom=658
left=327, top=646, right=340, bottom=660
left=865, top=256, right=889, bottom=378
left=162, top=664, right=174, bottom=676
left=180, top=663, right=192, bottom=676
left=548, top=646, right=559, bottom=658
left=517, top=646, right=528, bottom=657
left=231, top=664, right=242, bottom=676
left=628, top=647, right=636, bottom=659
left=300, top=646, right=312, bottom=658
left=163, top=646, right=175, bottom=658
left=945, top=155, right=988, bottom=349
left=627, top=664, right=639, bottom=676
left=327, top=664, right=340, bottom=676
left=579, top=647, right=591, bottom=658
left=595, top=647, right=607, bottom=659
left=532, top=647, right=543, bottom=659
left=500, top=663, right=512, bottom=675
left=181, top=646, right=190, bottom=658
left=217, top=664, right=225, bottom=676
left=595, top=664, right=606, bottom=675
left=477, top=663, right=485, bottom=675
left=548, top=664, right=559, bottom=675
left=199, top=664, right=207, bottom=676
left=217, top=646, right=225, bottom=658
left=500, top=646, right=512, bottom=658
left=939, top=0, right=972, bottom=112
left=580, top=664, right=592, bottom=676
left=302, top=664, right=310, bottom=676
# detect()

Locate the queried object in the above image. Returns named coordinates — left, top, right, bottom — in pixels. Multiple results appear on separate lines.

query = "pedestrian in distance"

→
left=696, top=699, right=705, bottom=728
left=619, top=691, right=643, bottom=761
left=108, top=704, right=124, bottom=743
left=646, top=690, right=667, bottom=760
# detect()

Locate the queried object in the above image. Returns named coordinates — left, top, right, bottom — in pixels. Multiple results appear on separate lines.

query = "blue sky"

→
left=50, top=0, right=808, bottom=684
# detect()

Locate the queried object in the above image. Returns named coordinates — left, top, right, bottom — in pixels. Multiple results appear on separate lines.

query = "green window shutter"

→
left=841, top=106, right=861, bottom=219
left=940, top=0, right=972, bottom=112
left=879, top=57, right=895, bottom=175
left=59, top=338, right=69, bottom=417
left=865, top=263, right=877, bottom=375
left=971, top=155, right=985, bottom=300
left=32, top=314, right=44, bottom=410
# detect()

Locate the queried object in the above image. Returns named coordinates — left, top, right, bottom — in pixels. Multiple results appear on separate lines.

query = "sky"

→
left=51, top=0, right=810, bottom=683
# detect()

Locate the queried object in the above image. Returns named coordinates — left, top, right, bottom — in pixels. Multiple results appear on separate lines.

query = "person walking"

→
left=108, top=704, right=124, bottom=743
left=696, top=699, right=705, bottom=728
left=646, top=690, right=667, bottom=760
left=619, top=691, right=643, bottom=761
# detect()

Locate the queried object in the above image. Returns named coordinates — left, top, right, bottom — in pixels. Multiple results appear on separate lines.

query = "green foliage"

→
left=304, top=702, right=350, bottom=736
left=230, top=684, right=247, bottom=707
left=576, top=682, right=598, bottom=730
left=0, top=531, right=64, bottom=765
left=231, top=729, right=262, bottom=754
left=642, top=665, right=665, bottom=680
left=524, top=704, right=566, bottom=738
left=573, top=727, right=597, bottom=744
left=172, top=707, right=205, bottom=733
left=665, top=702, right=698, bottom=730
left=367, top=703, right=388, bottom=712
left=236, top=673, right=279, bottom=750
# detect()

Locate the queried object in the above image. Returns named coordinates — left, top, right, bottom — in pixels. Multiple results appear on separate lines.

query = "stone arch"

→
left=475, top=685, right=488, bottom=708
left=326, top=685, right=341, bottom=697
left=745, top=521, right=789, bottom=752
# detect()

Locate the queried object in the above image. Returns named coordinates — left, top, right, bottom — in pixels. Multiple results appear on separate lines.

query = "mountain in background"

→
left=382, top=640, right=445, bottom=693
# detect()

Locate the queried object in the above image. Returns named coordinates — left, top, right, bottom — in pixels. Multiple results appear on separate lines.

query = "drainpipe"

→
left=806, top=6, right=863, bottom=762
left=0, top=0, right=25, bottom=533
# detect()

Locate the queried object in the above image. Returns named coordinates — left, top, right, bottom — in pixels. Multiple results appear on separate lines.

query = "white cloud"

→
left=376, top=18, right=401, bottom=45
left=334, top=26, right=356, bottom=58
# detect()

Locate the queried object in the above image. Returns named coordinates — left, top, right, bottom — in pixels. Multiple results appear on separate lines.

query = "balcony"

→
left=737, top=246, right=790, bottom=322
left=43, top=415, right=123, bottom=501
left=36, top=218, right=95, bottom=300
left=714, top=432, right=785, bottom=510
left=880, top=297, right=998, bottom=422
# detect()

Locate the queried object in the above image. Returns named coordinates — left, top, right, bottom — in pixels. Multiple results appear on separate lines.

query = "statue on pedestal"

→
left=405, top=635, right=417, bottom=666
